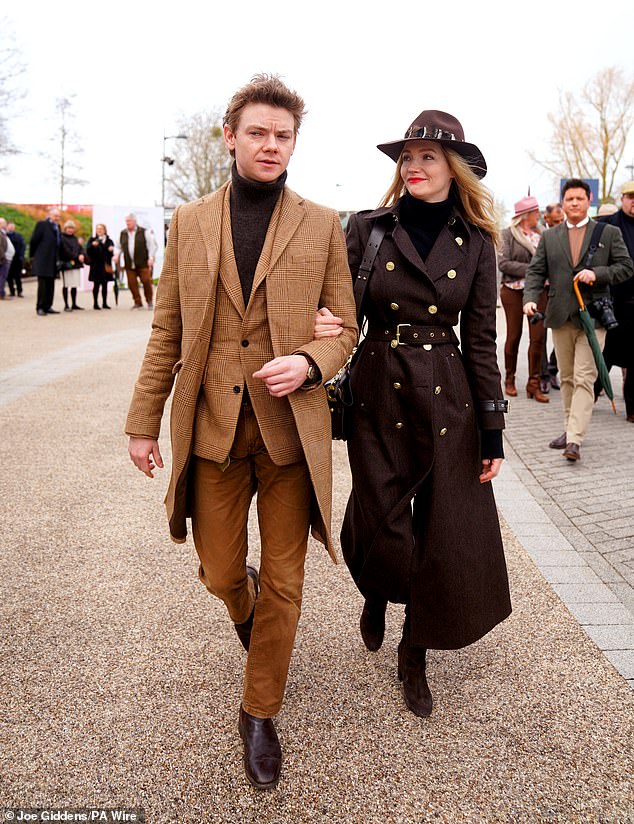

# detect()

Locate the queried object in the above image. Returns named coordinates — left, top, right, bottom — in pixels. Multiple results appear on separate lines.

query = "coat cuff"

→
left=480, top=429, right=504, bottom=460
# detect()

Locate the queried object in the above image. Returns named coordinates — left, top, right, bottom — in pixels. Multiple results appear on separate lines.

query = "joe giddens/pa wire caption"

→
left=1, top=810, right=145, bottom=823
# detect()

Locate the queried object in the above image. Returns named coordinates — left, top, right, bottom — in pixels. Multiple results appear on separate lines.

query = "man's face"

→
left=49, top=210, right=60, bottom=224
left=7, top=223, right=15, bottom=232
left=224, top=103, right=296, bottom=183
left=621, top=193, right=634, bottom=218
left=0, top=219, right=6, bottom=231
left=562, top=188, right=591, bottom=224
left=125, top=217, right=137, bottom=231
left=545, top=207, right=564, bottom=227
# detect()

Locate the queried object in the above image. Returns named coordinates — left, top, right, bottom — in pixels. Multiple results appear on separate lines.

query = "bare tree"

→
left=166, top=108, right=231, bottom=203
left=49, top=96, right=87, bottom=209
left=530, top=67, right=634, bottom=202
left=0, top=16, right=26, bottom=166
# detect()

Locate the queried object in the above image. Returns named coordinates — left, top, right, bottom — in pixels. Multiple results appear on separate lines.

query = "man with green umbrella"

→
left=524, top=179, right=633, bottom=462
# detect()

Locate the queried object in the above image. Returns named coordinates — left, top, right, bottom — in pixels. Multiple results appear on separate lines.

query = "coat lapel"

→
left=249, top=188, right=305, bottom=300
left=577, top=221, right=596, bottom=269
left=194, top=184, right=226, bottom=296
left=218, top=186, right=246, bottom=317
left=555, top=223, right=573, bottom=268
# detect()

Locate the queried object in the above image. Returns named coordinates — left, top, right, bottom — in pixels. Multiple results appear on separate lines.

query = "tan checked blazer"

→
left=125, top=182, right=358, bottom=560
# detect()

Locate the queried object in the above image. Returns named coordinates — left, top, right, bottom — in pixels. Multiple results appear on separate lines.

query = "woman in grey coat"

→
left=317, top=110, right=511, bottom=718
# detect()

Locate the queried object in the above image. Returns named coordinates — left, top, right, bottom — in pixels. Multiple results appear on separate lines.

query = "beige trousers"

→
left=552, top=321, right=606, bottom=445
left=189, top=404, right=312, bottom=719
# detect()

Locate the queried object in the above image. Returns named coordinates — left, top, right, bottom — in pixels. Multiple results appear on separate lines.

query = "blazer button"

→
left=455, top=237, right=463, bottom=246
left=447, top=269, right=457, bottom=279
left=434, top=385, right=441, bottom=395
left=233, top=386, right=241, bottom=394
left=423, top=344, right=432, bottom=351
left=241, top=340, right=249, bottom=347
left=395, top=422, right=404, bottom=429
left=428, top=305, right=438, bottom=314
left=393, top=382, right=402, bottom=390
left=390, top=302, right=399, bottom=310
left=386, top=261, right=395, bottom=271
left=439, top=427, right=448, bottom=436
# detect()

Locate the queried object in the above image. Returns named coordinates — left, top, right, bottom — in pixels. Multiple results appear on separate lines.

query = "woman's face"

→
left=521, top=209, right=540, bottom=230
left=64, top=226, right=75, bottom=235
left=400, top=140, right=453, bottom=202
left=96, top=224, right=106, bottom=236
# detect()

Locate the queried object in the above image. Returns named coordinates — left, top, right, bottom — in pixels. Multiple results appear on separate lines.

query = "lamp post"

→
left=161, top=132, right=188, bottom=210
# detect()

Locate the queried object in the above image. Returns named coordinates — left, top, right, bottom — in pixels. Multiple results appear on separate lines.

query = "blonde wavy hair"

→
left=379, top=146, right=500, bottom=246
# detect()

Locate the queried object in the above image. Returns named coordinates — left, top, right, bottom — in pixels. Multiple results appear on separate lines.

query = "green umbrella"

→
left=573, top=280, right=616, bottom=414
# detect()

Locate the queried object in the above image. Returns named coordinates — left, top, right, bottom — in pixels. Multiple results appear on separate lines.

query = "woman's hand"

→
left=479, top=458, right=503, bottom=484
left=314, top=307, right=344, bottom=340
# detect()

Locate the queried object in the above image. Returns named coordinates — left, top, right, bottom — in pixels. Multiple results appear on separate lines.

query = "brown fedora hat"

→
left=377, top=109, right=487, bottom=179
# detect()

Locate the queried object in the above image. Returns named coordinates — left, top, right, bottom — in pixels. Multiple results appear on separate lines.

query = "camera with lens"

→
left=529, top=310, right=545, bottom=325
left=586, top=296, right=619, bottom=330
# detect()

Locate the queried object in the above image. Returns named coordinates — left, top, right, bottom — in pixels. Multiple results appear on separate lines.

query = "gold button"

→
left=447, top=269, right=457, bottom=279
left=390, top=302, right=399, bottom=310
left=386, top=261, right=395, bottom=271
left=439, top=427, right=447, bottom=436
left=434, top=386, right=441, bottom=395
left=390, top=339, right=398, bottom=348
left=423, top=344, right=432, bottom=351
left=428, top=305, right=438, bottom=314
left=393, top=382, right=401, bottom=390
left=456, top=237, right=463, bottom=246
left=395, top=422, right=404, bottom=429
left=465, top=403, right=469, bottom=407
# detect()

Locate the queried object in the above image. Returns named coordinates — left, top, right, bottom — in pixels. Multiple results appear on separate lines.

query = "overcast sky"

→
left=3, top=0, right=633, bottom=217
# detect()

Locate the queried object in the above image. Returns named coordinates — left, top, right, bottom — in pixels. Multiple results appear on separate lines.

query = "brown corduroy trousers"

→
left=190, top=404, right=312, bottom=718
left=126, top=266, right=153, bottom=306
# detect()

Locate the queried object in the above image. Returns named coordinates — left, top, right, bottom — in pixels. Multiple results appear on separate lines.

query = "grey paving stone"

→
left=552, top=583, right=619, bottom=604
left=525, top=550, right=581, bottom=567
left=584, top=625, right=634, bottom=651
left=579, top=552, right=629, bottom=584
left=540, top=566, right=602, bottom=585
left=602, top=649, right=634, bottom=680
left=567, top=602, right=634, bottom=626
left=607, top=583, right=634, bottom=614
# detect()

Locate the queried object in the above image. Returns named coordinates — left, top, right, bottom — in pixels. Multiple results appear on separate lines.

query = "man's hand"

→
left=148, top=256, right=155, bottom=271
left=574, top=269, right=596, bottom=285
left=523, top=301, right=537, bottom=317
left=314, top=307, right=344, bottom=339
left=479, top=458, right=503, bottom=484
left=253, top=355, right=309, bottom=397
left=129, top=436, right=164, bottom=478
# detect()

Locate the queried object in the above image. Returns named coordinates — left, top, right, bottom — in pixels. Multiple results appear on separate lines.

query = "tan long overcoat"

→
left=126, top=182, right=357, bottom=559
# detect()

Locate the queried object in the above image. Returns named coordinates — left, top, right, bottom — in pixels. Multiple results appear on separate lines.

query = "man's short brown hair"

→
left=223, top=73, right=306, bottom=134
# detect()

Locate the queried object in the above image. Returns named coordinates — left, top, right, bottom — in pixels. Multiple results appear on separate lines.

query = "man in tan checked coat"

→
left=126, top=75, right=357, bottom=790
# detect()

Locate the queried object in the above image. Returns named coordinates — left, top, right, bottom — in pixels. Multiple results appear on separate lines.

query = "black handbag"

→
left=325, top=220, right=387, bottom=440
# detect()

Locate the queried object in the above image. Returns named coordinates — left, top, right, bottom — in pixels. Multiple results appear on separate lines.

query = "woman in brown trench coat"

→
left=317, top=110, right=511, bottom=718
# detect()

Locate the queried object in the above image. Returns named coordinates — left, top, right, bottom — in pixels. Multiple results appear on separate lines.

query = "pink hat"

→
left=513, top=195, right=540, bottom=219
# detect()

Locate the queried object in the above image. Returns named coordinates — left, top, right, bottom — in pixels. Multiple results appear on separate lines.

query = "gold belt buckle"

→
left=393, top=323, right=411, bottom=347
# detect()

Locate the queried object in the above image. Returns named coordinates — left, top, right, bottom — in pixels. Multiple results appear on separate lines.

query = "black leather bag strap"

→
left=583, top=221, right=607, bottom=269
left=353, top=221, right=387, bottom=326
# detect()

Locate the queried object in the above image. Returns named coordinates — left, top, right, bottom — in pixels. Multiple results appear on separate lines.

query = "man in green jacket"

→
left=524, top=178, right=633, bottom=461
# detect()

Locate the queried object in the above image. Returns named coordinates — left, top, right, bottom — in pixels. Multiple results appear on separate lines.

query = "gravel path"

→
left=1, top=285, right=632, bottom=822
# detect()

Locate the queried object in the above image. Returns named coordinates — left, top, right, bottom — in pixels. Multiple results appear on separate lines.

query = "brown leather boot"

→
left=504, top=374, right=517, bottom=397
left=239, top=706, right=282, bottom=790
left=526, top=376, right=549, bottom=403
left=397, top=623, right=433, bottom=717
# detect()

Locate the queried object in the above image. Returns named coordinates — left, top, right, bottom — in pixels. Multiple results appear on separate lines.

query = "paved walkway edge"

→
left=494, top=440, right=634, bottom=689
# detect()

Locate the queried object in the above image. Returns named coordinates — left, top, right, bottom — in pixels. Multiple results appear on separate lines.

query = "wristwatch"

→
left=306, top=362, right=318, bottom=383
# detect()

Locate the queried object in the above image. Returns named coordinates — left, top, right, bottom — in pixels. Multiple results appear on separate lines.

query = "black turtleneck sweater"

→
left=399, top=193, right=453, bottom=261
left=230, top=163, right=287, bottom=305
